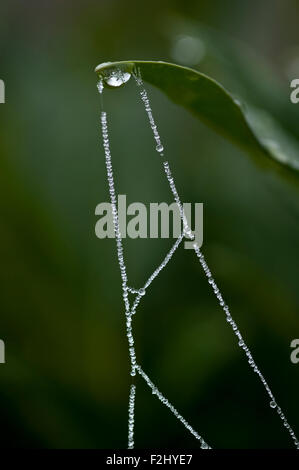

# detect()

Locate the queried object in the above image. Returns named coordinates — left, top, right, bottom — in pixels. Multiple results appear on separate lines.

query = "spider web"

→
left=97, top=68, right=299, bottom=450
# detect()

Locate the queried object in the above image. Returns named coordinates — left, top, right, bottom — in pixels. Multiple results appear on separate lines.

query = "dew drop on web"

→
left=104, top=69, right=131, bottom=87
left=96, top=64, right=133, bottom=89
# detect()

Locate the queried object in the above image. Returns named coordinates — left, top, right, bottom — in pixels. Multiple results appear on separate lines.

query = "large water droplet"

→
left=95, top=63, right=134, bottom=89
left=270, top=400, right=277, bottom=409
left=105, top=69, right=131, bottom=87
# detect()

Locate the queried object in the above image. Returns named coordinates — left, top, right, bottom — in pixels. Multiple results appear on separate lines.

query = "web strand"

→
left=100, top=110, right=137, bottom=381
left=136, top=365, right=210, bottom=448
left=128, top=384, right=136, bottom=449
left=193, top=245, right=299, bottom=445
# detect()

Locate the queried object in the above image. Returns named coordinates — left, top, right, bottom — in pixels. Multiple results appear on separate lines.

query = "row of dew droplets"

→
left=97, top=72, right=137, bottom=451
left=96, top=63, right=211, bottom=450
left=193, top=246, right=299, bottom=446
left=131, top=65, right=299, bottom=449
left=97, top=71, right=138, bottom=379
left=134, top=67, right=164, bottom=156
left=134, top=66, right=193, bottom=241
left=128, top=384, right=136, bottom=449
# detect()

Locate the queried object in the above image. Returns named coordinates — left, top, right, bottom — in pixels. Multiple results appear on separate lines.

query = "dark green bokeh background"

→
left=0, top=0, right=299, bottom=449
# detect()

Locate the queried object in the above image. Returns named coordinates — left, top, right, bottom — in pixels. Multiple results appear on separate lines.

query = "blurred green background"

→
left=0, top=0, right=299, bottom=449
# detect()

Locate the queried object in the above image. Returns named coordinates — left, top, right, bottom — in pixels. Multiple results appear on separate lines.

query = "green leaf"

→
left=95, top=60, right=299, bottom=175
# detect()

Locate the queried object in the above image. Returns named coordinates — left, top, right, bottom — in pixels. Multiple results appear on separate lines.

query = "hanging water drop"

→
left=95, top=62, right=134, bottom=89
left=156, top=143, right=164, bottom=153
left=270, top=400, right=277, bottom=409
left=105, top=69, right=131, bottom=87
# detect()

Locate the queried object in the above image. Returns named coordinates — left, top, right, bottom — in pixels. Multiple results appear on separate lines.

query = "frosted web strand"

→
left=129, top=233, right=184, bottom=316
left=100, top=103, right=139, bottom=447
left=143, top=232, right=184, bottom=290
left=128, top=384, right=136, bottom=449
left=163, top=161, right=194, bottom=240
left=193, top=244, right=299, bottom=448
left=134, top=68, right=164, bottom=155
left=100, top=112, right=128, bottom=300
left=100, top=110, right=137, bottom=378
left=134, top=73, right=299, bottom=448
left=136, top=365, right=211, bottom=449
left=133, top=70, right=193, bottom=240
